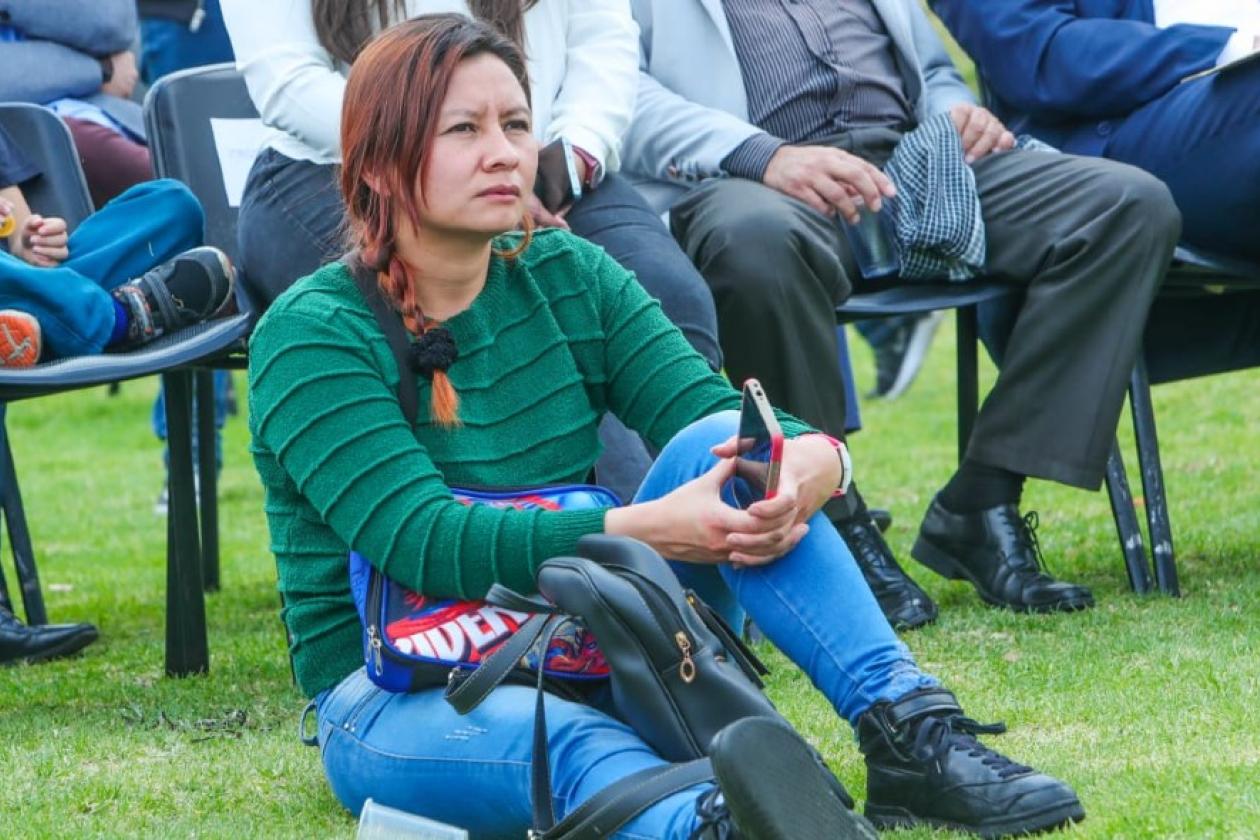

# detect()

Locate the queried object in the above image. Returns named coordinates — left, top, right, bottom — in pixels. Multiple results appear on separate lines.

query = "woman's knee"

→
left=668, top=410, right=740, bottom=453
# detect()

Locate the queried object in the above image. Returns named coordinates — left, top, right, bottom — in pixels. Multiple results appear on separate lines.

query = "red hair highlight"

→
left=340, top=15, right=531, bottom=428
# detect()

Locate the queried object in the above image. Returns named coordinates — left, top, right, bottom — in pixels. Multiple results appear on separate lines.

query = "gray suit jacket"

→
left=622, top=0, right=976, bottom=212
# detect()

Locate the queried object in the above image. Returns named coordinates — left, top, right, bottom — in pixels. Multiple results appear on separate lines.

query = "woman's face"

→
left=416, top=53, right=537, bottom=239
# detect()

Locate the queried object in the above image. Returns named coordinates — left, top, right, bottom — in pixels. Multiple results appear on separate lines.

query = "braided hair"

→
left=340, top=15, right=533, bottom=427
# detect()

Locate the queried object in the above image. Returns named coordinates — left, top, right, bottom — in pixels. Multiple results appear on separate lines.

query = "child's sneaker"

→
left=112, top=247, right=235, bottom=347
left=0, top=310, right=41, bottom=368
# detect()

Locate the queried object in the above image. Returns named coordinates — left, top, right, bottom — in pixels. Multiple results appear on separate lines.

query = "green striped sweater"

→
left=248, top=230, right=813, bottom=696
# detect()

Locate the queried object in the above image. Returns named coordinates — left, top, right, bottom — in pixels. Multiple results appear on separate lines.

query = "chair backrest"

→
left=143, top=63, right=267, bottom=315
left=0, top=103, right=94, bottom=231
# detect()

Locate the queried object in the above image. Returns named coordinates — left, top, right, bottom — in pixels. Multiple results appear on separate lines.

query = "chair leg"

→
left=163, top=370, right=209, bottom=676
left=1104, top=439, right=1153, bottom=594
left=0, top=554, right=9, bottom=615
left=955, top=305, right=979, bottom=463
left=196, top=369, right=220, bottom=593
left=0, top=406, right=46, bottom=625
left=1128, top=357, right=1179, bottom=596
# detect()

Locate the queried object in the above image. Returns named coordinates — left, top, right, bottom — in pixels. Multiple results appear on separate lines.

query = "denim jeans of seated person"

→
left=314, top=411, right=936, bottom=838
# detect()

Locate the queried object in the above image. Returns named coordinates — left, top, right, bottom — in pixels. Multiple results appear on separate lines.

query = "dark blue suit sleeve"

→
left=931, top=0, right=1235, bottom=119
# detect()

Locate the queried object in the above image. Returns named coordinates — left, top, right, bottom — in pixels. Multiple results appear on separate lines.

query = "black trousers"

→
left=670, top=139, right=1181, bottom=491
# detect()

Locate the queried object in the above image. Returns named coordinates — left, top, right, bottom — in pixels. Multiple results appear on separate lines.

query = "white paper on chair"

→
left=209, top=118, right=270, bottom=207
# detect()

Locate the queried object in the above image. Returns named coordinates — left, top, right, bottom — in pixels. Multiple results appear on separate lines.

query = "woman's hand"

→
left=712, top=432, right=843, bottom=528
left=16, top=215, right=70, bottom=267
left=605, top=455, right=810, bottom=567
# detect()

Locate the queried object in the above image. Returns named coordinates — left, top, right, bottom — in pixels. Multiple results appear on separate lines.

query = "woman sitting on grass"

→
left=247, top=15, right=1082, bottom=839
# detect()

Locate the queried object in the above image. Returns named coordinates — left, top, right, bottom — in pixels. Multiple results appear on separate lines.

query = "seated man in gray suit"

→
left=623, top=5, right=1177, bottom=631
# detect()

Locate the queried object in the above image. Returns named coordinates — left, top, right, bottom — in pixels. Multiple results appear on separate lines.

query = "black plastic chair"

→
left=0, top=102, right=253, bottom=676
left=0, top=103, right=95, bottom=224
left=144, top=63, right=264, bottom=602
left=1110, top=246, right=1260, bottom=596
left=836, top=282, right=1019, bottom=460
left=968, top=75, right=1260, bottom=594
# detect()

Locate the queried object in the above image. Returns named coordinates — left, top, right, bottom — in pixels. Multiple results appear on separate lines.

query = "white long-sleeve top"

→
left=221, top=0, right=639, bottom=172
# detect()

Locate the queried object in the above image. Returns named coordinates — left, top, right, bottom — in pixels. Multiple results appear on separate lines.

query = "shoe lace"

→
left=690, top=788, right=736, bottom=840
left=911, top=714, right=1031, bottom=779
left=998, top=509, right=1054, bottom=578
left=843, top=517, right=891, bottom=567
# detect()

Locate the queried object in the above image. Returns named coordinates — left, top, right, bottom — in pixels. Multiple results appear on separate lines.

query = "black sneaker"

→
left=858, top=688, right=1085, bottom=838
left=693, top=717, right=876, bottom=839
left=867, top=312, right=944, bottom=400
left=111, top=247, right=235, bottom=347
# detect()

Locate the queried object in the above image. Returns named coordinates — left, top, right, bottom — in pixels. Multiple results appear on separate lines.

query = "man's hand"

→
left=101, top=51, right=139, bottom=99
left=949, top=103, right=1015, bottom=164
left=763, top=145, right=896, bottom=224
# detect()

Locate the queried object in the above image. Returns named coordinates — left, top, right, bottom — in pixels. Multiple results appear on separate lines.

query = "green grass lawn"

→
left=2, top=330, right=1258, bottom=838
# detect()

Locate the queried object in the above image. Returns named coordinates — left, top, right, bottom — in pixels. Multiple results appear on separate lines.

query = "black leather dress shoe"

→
left=912, top=498, right=1094, bottom=613
left=835, top=515, right=937, bottom=631
left=858, top=688, right=1085, bottom=838
left=0, top=607, right=98, bottom=665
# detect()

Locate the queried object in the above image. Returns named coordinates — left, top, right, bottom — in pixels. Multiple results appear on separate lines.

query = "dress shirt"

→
left=721, top=0, right=914, bottom=179
left=1154, top=0, right=1260, bottom=65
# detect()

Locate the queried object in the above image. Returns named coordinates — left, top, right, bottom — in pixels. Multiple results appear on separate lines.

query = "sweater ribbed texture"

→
left=249, top=230, right=813, bottom=696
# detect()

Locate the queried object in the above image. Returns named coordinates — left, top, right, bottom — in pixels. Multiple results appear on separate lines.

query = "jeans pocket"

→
left=318, top=669, right=385, bottom=734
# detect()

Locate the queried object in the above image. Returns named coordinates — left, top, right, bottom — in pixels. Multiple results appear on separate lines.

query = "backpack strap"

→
left=346, top=255, right=419, bottom=426
left=538, top=759, right=714, bottom=840
left=525, top=622, right=715, bottom=840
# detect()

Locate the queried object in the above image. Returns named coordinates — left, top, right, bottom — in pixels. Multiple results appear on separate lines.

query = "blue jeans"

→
left=0, top=180, right=202, bottom=359
left=139, top=0, right=235, bottom=84
left=314, top=412, right=935, bottom=837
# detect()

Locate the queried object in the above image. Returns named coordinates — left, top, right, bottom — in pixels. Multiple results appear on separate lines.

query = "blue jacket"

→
left=930, top=0, right=1236, bottom=153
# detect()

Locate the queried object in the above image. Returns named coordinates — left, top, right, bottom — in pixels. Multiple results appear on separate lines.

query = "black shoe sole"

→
left=866, top=798, right=1085, bottom=839
left=710, top=718, right=877, bottom=840
left=887, top=604, right=939, bottom=632
left=911, top=536, right=1095, bottom=614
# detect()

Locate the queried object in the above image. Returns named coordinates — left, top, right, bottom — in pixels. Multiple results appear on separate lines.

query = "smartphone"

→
left=534, top=137, right=583, bottom=214
left=729, top=378, right=784, bottom=509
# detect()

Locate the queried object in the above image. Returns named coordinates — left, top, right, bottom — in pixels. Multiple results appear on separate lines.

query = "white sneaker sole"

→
left=882, top=311, right=945, bottom=400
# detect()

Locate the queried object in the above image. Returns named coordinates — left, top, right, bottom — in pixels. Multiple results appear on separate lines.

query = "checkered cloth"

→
left=885, top=112, right=1055, bottom=281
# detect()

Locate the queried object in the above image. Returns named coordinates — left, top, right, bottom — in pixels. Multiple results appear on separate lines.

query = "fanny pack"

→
left=347, top=484, right=620, bottom=693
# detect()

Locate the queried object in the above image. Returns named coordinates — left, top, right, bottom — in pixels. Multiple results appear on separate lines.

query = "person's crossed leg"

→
left=672, top=138, right=1180, bottom=622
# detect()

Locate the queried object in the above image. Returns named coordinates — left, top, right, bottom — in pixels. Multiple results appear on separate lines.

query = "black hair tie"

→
left=408, top=327, right=458, bottom=380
